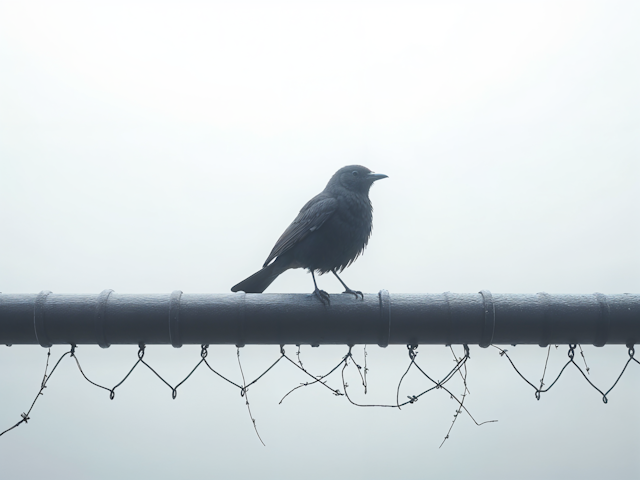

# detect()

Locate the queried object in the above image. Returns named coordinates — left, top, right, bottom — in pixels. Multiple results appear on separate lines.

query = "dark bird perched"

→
left=231, top=165, right=387, bottom=304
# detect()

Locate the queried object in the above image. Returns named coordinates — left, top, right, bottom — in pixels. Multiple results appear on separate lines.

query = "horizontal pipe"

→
left=0, top=291, right=638, bottom=347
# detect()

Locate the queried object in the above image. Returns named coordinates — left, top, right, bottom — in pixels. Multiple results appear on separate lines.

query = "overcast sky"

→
left=1, top=1, right=639, bottom=479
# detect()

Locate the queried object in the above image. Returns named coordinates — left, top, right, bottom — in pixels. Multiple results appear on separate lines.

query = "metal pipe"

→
left=0, top=291, right=638, bottom=347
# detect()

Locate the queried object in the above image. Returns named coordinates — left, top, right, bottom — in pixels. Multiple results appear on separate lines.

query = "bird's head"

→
left=332, top=165, right=388, bottom=194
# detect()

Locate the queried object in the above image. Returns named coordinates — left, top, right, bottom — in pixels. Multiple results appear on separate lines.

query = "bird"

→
left=231, top=165, right=387, bottom=304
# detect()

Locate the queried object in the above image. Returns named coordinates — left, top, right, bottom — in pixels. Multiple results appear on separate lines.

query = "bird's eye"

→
left=352, top=171, right=359, bottom=176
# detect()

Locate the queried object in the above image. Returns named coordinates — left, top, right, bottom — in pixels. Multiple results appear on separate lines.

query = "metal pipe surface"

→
left=0, top=291, right=638, bottom=347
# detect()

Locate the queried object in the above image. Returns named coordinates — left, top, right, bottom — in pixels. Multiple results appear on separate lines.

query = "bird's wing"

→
left=263, top=194, right=338, bottom=267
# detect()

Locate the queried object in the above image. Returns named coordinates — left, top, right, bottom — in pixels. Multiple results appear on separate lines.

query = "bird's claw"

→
left=343, top=288, right=364, bottom=300
left=313, top=288, right=331, bottom=305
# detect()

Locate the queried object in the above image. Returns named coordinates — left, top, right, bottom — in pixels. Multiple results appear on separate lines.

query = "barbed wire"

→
left=0, top=348, right=68, bottom=437
left=2, top=343, right=637, bottom=444
left=493, top=344, right=638, bottom=403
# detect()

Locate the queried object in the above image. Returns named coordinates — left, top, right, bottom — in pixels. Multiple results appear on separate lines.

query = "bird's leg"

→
left=331, top=269, right=363, bottom=300
left=311, top=271, right=330, bottom=305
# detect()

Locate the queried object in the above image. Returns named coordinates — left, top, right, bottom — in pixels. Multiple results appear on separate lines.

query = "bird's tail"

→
left=231, top=260, right=289, bottom=293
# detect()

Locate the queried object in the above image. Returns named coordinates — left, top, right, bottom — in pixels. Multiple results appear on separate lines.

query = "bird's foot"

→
left=313, top=288, right=331, bottom=305
left=343, top=288, right=364, bottom=300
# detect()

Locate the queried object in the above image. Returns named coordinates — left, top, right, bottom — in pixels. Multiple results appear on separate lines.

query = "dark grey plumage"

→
left=231, top=165, right=387, bottom=303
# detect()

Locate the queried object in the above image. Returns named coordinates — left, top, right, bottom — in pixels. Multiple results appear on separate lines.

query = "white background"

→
left=1, top=1, right=639, bottom=478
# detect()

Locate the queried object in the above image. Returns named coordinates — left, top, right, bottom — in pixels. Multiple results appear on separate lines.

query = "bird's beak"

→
left=367, top=172, right=388, bottom=182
